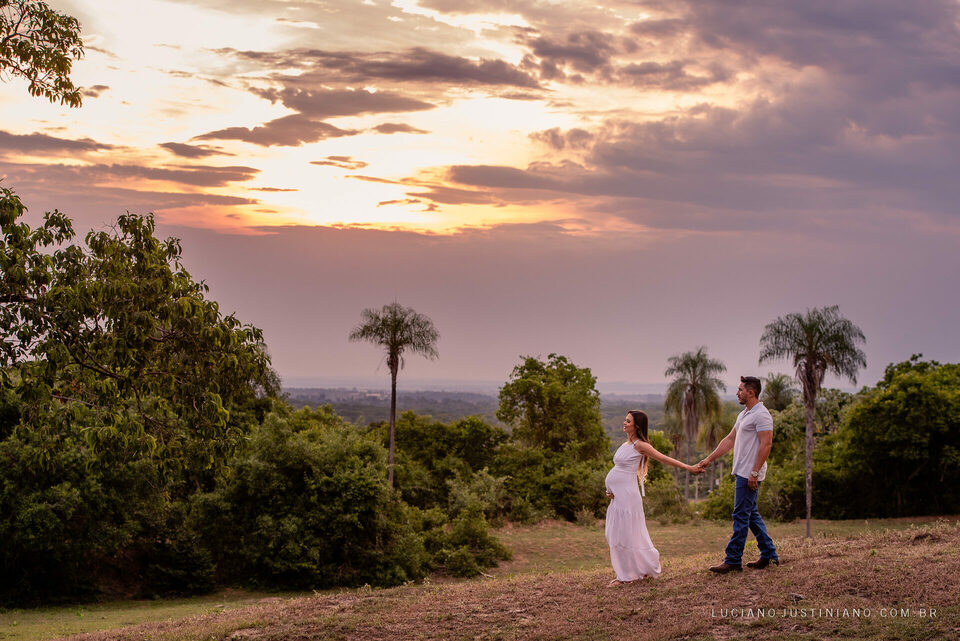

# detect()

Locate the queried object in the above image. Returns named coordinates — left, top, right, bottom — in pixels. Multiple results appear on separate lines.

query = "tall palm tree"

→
left=349, top=302, right=439, bottom=488
left=759, top=305, right=865, bottom=538
left=761, top=372, right=798, bottom=411
left=665, top=346, right=726, bottom=499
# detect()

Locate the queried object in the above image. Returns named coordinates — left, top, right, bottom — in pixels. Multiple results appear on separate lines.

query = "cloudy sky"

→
left=3, top=0, right=959, bottom=391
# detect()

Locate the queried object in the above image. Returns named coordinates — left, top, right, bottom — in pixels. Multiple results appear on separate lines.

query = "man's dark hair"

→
left=740, top=375, right=762, bottom=398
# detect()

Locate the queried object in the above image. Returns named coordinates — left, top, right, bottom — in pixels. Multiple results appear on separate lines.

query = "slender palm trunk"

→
left=683, top=398, right=696, bottom=500
left=708, top=464, right=715, bottom=494
left=388, top=366, right=398, bottom=488
left=803, top=396, right=815, bottom=538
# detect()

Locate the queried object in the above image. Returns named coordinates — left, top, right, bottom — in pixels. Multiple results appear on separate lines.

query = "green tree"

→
left=349, top=302, right=439, bottom=488
left=497, top=353, right=609, bottom=461
left=840, top=356, right=960, bottom=516
left=1, top=0, right=84, bottom=106
left=664, top=346, right=726, bottom=499
left=759, top=305, right=866, bottom=537
left=1, top=189, right=278, bottom=481
left=761, top=372, right=797, bottom=411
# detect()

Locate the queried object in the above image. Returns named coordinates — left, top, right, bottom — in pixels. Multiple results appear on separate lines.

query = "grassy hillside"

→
left=32, top=517, right=958, bottom=641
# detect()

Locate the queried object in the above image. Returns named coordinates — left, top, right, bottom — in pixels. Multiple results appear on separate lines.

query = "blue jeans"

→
left=724, top=475, right=778, bottom=566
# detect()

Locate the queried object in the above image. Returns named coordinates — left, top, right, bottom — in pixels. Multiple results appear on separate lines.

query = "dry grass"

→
left=57, top=518, right=960, bottom=641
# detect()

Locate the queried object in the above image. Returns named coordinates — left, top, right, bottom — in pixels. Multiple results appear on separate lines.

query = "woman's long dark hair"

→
left=628, top=410, right=650, bottom=482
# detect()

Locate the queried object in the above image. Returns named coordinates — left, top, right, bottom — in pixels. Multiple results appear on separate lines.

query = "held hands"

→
left=605, top=490, right=614, bottom=499
left=695, top=458, right=710, bottom=472
left=687, top=463, right=705, bottom=475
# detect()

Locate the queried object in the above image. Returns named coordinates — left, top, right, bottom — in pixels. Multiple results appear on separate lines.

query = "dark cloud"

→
left=525, top=30, right=617, bottom=74
left=194, top=115, right=360, bottom=147
left=253, top=87, right=436, bottom=118
left=0, top=130, right=114, bottom=154
left=160, top=142, right=234, bottom=158
left=683, top=0, right=960, bottom=92
left=81, top=85, right=111, bottom=99
left=620, top=59, right=732, bottom=90
left=345, top=175, right=403, bottom=185
left=3, top=160, right=257, bottom=229
left=226, top=47, right=541, bottom=88
left=377, top=198, right=422, bottom=207
left=252, top=187, right=298, bottom=192
left=629, top=18, right=686, bottom=38
left=372, top=123, right=430, bottom=135
left=3, top=161, right=258, bottom=188
left=311, top=156, right=369, bottom=170
left=405, top=184, right=499, bottom=205
left=529, top=127, right=592, bottom=150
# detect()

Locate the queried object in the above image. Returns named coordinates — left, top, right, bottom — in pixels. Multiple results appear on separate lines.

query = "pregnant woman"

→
left=605, top=410, right=702, bottom=586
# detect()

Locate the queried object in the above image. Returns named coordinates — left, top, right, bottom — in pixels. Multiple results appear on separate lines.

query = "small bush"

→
left=701, top=475, right=736, bottom=521
left=643, top=475, right=692, bottom=524
left=446, top=503, right=511, bottom=569
left=545, top=461, right=608, bottom=520
left=446, top=468, right=510, bottom=524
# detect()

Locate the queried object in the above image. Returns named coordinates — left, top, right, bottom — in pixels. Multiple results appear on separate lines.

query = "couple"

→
left=603, top=376, right=778, bottom=587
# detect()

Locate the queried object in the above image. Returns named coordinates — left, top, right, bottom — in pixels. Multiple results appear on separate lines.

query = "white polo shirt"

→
left=731, top=401, right=773, bottom=481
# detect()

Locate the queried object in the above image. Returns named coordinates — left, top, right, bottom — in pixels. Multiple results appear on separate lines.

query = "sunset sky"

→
left=3, top=0, right=959, bottom=391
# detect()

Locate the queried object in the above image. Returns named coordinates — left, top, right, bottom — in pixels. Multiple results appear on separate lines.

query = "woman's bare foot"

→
left=608, top=578, right=636, bottom=587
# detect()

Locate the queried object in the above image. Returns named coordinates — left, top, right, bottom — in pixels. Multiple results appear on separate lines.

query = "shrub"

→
left=191, top=411, right=429, bottom=589
left=0, top=427, right=166, bottom=605
left=446, top=468, right=510, bottom=524
left=701, top=475, right=736, bottom=521
left=642, top=475, right=692, bottom=524
left=545, top=460, right=609, bottom=520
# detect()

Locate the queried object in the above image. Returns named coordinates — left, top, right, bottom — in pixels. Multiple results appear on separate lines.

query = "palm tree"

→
left=759, top=305, right=865, bottom=538
left=665, top=346, right=726, bottom=499
left=349, top=302, right=439, bottom=488
left=699, top=402, right=738, bottom=494
left=761, top=372, right=798, bottom=411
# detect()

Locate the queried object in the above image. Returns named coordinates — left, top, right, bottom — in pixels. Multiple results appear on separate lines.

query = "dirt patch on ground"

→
left=61, top=521, right=960, bottom=641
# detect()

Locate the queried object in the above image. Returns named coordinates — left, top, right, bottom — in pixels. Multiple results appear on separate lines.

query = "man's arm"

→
left=747, top=430, right=772, bottom=490
left=698, top=425, right=737, bottom=469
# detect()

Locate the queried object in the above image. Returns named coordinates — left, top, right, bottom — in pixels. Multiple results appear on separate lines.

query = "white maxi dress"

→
left=604, top=441, right=662, bottom=581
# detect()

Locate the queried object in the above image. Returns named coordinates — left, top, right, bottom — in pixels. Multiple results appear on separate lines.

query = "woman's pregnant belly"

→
left=605, top=467, right=641, bottom=499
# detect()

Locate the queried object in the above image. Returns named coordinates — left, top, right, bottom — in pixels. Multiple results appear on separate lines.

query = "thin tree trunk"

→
left=388, top=367, right=397, bottom=488
left=684, top=437, right=691, bottom=500
left=804, top=397, right=815, bottom=538
left=708, top=464, right=715, bottom=494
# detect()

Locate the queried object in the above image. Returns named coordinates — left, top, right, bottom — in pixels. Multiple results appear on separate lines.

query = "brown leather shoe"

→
left=709, top=562, right=742, bottom=574
left=746, top=558, right=780, bottom=569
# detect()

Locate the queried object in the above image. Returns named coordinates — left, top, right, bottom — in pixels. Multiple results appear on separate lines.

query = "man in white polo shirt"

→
left=697, top=375, right=779, bottom=573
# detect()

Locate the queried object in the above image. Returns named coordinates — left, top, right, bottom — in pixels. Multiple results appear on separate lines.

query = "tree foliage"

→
left=191, top=409, right=430, bottom=589
left=840, top=355, right=960, bottom=516
left=497, top=353, right=609, bottom=461
left=1, top=188, right=278, bottom=478
left=761, top=372, right=797, bottom=411
left=0, top=0, right=84, bottom=106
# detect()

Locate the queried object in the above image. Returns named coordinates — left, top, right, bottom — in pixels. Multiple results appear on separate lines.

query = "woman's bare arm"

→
left=633, top=440, right=701, bottom=472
